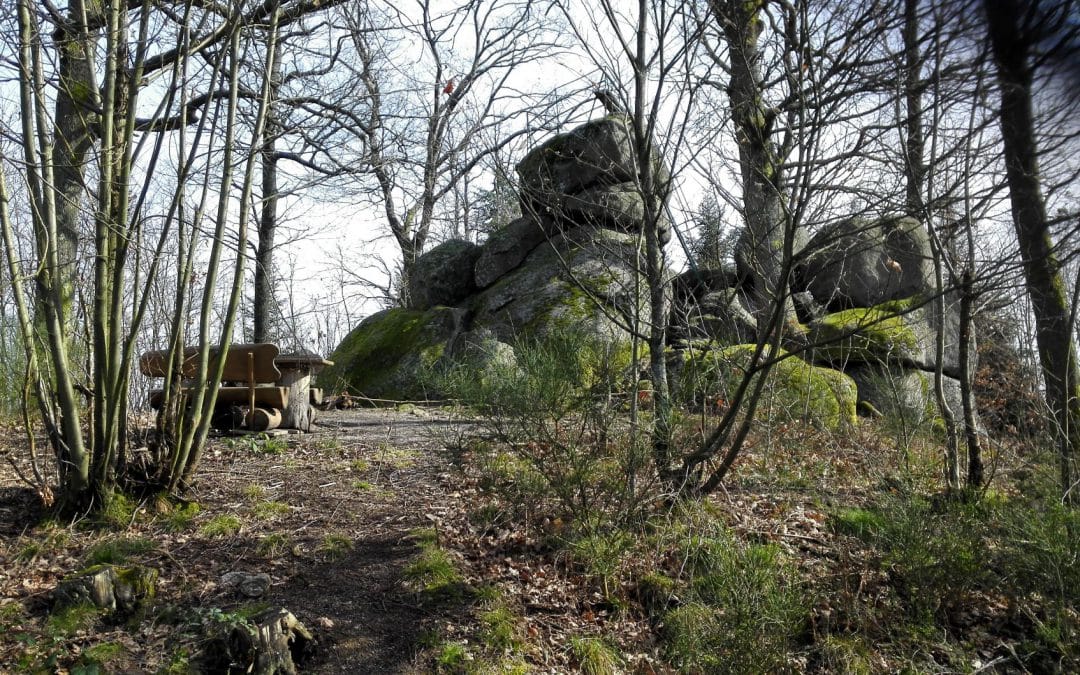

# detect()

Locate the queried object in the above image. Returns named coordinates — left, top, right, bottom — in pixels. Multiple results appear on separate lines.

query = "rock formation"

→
left=671, top=215, right=973, bottom=423
left=322, top=116, right=667, bottom=401
left=325, top=115, right=961, bottom=431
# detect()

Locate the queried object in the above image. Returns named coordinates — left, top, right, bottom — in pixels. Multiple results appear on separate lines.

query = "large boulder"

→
left=408, top=239, right=481, bottom=310
left=329, top=115, right=675, bottom=401
left=320, top=306, right=467, bottom=400
left=473, top=216, right=547, bottom=289
left=516, top=115, right=670, bottom=227
left=848, top=365, right=972, bottom=431
left=669, top=266, right=755, bottom=344
left=794, top=216, right=934, bottom=311
left=468, top=226, right=652, bottom=344
left=807, top=294, right=967, bottom=377
left=559, top=183, right=672, bottom=243
left=673, top=343, right=857, bottom=431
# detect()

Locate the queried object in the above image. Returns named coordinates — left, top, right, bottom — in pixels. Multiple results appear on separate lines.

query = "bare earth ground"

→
left=0, top=407, right=1069, bottom=672
left=0, top=408, right=486, bottom=673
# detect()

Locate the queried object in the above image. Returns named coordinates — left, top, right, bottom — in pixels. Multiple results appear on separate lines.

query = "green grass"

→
left=199, top=515, right=241, bottom=538
left=85, top=537, right=156, bottom=565
left=569, top=635, right=622, bottom=675
left=435, top=641, right=470, bottom=671
left=243, top=484, right=266, bottom=500
left=404, top=532, right=468, bottom=602
left=46, top=602, right=100, bottom=638
left=82, top=640, right=126, bottom=664
left=162, top=501, right=201, bottom=532
left=96, top=491, right=138, bottom=528
left=251, top=500, right=290, bottom=520
left=478, top=604, right=520, bottom=652
left=256, top=533, right=291, bottom=558
left=661, top=532, right=806, bottom=674
left=316, top=534, right=354, bottom=561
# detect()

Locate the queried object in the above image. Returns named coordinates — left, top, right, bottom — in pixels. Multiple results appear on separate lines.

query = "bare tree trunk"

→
left=254, top=16, right=282, bottom=343
left=986, top=0, right=1080, bottom=502
left=714, top=0, right=796, bottom=332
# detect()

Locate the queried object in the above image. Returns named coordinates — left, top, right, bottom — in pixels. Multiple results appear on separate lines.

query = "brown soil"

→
left=0, top=407, right=481, bottom=673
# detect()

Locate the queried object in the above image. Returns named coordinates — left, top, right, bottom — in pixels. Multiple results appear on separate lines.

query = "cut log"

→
left=248, top=407, right=282, bottom=431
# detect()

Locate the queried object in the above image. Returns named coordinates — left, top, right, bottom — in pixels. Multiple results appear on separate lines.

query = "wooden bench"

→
left=139, top=343, right=289, bottom=431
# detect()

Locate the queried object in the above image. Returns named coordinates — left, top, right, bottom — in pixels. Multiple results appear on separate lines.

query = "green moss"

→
left=811, top=298, right=922, bottom=365
left=676, top=343, right=856, bottom=430
left=321, top=307, right=461, bottom=400
left=114, top=565, right=158, bottom=603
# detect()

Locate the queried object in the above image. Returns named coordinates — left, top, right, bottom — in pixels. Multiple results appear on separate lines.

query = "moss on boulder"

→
left=675, top=343, right=856, bottom=430
left=320, top=306, right=466, bottom=401
left=809, top=297, right=923, bottom=366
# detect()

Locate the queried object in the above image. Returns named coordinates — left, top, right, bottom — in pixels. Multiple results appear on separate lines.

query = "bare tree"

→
left=0, top=0, right=345, bottom=511
left=985, top=0, right=1080, bottom=502
left=329, top=0, right=562, bottom=305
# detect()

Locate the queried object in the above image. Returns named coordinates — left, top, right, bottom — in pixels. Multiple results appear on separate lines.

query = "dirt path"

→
left=0, top=407, right=482, bottom=673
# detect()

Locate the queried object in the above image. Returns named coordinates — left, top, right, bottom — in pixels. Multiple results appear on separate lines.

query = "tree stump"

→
left=274, top=352, right=333, bottom=431
left=54, top=564, right=158, bottom=617
left=201, top=607, right=315, bottom=675
left=278, top=369, right=314, bottom=432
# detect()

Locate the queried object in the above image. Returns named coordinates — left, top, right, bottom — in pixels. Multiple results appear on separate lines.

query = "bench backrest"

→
left=139, top=343, right=281, bottom=383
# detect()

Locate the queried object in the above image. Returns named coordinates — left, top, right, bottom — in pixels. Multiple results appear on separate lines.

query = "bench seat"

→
left=149, top=385, right=288, bottom=411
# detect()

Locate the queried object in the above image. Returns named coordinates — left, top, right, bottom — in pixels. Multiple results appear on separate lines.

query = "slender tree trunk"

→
left=714, top=0, right=796, bottom=332
left=254, top=16, right=282, bottom=343
left=986, top=0, right=1080, bottom=502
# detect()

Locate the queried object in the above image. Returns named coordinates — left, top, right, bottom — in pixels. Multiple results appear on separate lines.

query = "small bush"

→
left=227, top=433, right=288, bottom=455
left=433, top=328, right=654, bottom=531
left=569, top=532, right=631, bottom=600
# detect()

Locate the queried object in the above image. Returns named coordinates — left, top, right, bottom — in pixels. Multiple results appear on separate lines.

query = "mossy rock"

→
left=320, top=306, right=466, bottom=401
left=675, top=343, right=857, bottom=431
left=469, top=226, right=650, bottom=346
left=793, top=216, right=934, bottom=310
left=808, top=297, right=924, bottom=367
left=407, top=238, right=481, bottom=310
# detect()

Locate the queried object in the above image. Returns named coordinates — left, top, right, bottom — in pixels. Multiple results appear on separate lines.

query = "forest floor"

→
left=0, top=406, right=1077, bottom=673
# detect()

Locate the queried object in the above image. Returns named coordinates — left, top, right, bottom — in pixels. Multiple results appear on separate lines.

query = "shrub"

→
left=432, top=328, right=654, bottom=531
left=663, top=530, right=806, bottom=673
